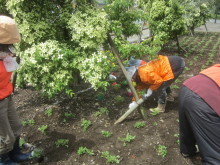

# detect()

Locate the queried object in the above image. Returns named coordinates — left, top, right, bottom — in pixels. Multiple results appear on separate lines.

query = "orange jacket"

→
left=137, top=55, right=174, bottom=90
left=0, top=61, right=13, bottom=100
left=200, top=64, right=220, bottom=86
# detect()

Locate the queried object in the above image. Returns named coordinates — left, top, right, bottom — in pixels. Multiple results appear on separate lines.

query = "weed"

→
left=64, top=112, right=75, bottom=118
left=174, top=133, right=179, bottom=138
left=81, top=119, right=92, bottom=131
left=174, top=133, right=180, bottom=145
left=22, top=119, right=35, bottom=126
left=32, top=148, right=44, bottom=159
left=137, top=90, right=146, bottom=96
left=95, top=107, right=109, bottom=116
left=55, top=139, right=69, bottom=148
left=114, top=95, right=124, bottom=103
left=101, top=130, right=112, bottom=137
left=37, top=125, right=48, bottom=135
left=19, top=138, right=26, bottom=147
left=156, top=144, right=167, bottom=158
left=134, top=121, right=146, bottom=128
left=185, top=66, right=190, bottom=71
left=118, top=133, right=136, bottom=146
left=77, top=146, right=94, bottom=155
left=101, top=151, right=120, bottom=164
left=171, top=85, right=179, bottom=89
left=94, top=111, right=102, bottom=117
left=174, top=79, right=181, bottom=83
left=44, top=108, right=53, bottom=117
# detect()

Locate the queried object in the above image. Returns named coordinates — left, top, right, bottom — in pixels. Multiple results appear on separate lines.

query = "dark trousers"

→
left=178, top=86, right=220, bottom=165
left=158, top=56, right=185, bottom=104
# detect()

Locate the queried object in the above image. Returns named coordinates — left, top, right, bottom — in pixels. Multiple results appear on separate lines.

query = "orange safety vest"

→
left=200, top=64, right=220, bottom=86
left=0, top=61, right=13, bottom=100
left=137, top=55, right=174, bottom=90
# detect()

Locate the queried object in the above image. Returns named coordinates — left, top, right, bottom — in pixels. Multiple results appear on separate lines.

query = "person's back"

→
left=178, top=64, right=220, bottom=165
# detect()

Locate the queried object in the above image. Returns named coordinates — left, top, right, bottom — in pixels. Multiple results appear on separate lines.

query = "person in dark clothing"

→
left=178, top=64, right=220, bottom=165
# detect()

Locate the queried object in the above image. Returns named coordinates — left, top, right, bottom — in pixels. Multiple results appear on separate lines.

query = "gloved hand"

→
left=142, top=88, right=153, bottom=100
left=129, top=101, right=137, bottom=109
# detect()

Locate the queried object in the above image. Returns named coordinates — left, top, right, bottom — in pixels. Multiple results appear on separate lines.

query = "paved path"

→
left=195, top=19, right=220, bottom=32
left=127, top=19, right=220, bottom=43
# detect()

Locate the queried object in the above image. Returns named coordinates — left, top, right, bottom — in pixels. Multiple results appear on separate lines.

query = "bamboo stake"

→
left=107, top=33, right=139, bottom=100
left=107, top=33, right=145, bottom=124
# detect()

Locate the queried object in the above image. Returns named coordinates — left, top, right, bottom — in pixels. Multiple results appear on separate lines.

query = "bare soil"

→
left=16, top=32, right=220, bottom=165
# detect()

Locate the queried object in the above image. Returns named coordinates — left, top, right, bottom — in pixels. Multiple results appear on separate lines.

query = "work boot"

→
left=9, top=137, right=33, bottom=163
left=156, top=103, right=166, bottom=113
left=0, top=153, right=17, bottom=165
left=149, top=103, right=166, bottom=113
left=166, top=91, right=177, bottom=102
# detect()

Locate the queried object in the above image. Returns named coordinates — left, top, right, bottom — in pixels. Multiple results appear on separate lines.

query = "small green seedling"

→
left=101, top=130, right=112, bottom=137
left=118, top=133, right=136, bottom=146
left=134, top=121, right=146, bottom=128
left=114, top=95, right=124, bottom=103
left=171, top=85, right=179, bottom=89
left=19, top=138, right=26, bottom=147
left=64, top=112, right=75, bottom=118
left=150, top=108, right=161, bottom=116
left=77, top=146, right=94, bottom=156
left=37, top=125, right=48, bottom=135
left=44, top=108, right=53, bottom=117
left=174, top=79, right=181, bottom=83
left=156, top=144, right=167, bottom=158
left=174, top=133, right=180, bottom=144
left=81, top=119, right=92, bottom=131
left=32, top=148, right=44, bottom=159
left=95, top=107, right=109, bottom=116
left=101, top=151, right=121, bottom=164
left=55, top=139, right=69, bottom=148
left=22, top=119, right=35, bottom=126
left=185, top=66, right=190, bottom=71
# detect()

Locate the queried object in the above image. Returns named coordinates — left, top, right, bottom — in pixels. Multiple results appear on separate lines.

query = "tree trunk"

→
left=175, top=35, right=180, bottom=53
left=204, top=24, right=208, bottom=33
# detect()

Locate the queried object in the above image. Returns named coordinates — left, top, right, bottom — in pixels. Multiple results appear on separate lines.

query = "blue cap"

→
left=128, top=57, right=141, bottom=67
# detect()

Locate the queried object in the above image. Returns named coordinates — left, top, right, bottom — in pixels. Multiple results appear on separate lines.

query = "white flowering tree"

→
left=3, top=0, right=114, bottom=98
left=2, top=0, right=153, bottom=98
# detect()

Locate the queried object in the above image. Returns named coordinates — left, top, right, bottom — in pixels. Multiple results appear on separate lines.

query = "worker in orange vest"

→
left=0, top=15, right=34, bottom=164
left=178, top=64, right=220, bottom=164
left=127, top=55, right=185, bottom=112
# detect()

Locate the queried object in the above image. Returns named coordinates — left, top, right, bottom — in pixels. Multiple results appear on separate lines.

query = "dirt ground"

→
left=15, top=32, right=220, bottom=165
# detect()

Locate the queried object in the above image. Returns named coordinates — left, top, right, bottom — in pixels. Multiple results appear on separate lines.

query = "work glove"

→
left=142, top=88, right=153, bottom=100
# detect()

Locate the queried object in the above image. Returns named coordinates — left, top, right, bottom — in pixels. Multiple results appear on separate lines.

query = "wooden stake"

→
left=107, top=33, right=145, bottom=124
left=107, top=33, right=139, bottom=100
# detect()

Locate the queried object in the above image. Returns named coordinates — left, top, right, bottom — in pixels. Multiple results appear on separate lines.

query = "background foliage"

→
left=0, top=0, right=218, bottom=98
